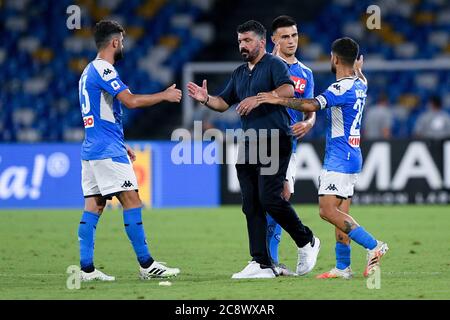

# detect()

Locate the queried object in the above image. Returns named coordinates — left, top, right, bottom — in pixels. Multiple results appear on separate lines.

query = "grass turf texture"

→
left=0, top=205, right=449, bottom=300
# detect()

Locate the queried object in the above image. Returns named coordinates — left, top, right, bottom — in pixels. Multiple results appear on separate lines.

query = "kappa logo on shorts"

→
left=121, top=180, right=134, bottom=188
left=325, top=184, right=338, bottom=191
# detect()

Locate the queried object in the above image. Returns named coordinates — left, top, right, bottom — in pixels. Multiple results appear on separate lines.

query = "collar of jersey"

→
left=336, top=75, right=358, bottom=82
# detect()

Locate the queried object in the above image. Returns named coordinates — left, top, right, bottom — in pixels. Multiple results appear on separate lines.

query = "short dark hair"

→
left=93, top=20, right=125, bottom=50
left=271, top=15, right=297, bottom=33
left=331, top=37, right=359, bottom=66
left=237, top=20, right=266, bottom=39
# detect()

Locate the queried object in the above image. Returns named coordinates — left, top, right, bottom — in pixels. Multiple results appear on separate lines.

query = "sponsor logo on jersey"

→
left=349, top=135, right=360, bottom=147
left=83, top=115, right=94, bottom=128
left=291, top=76, right=307, bottom=94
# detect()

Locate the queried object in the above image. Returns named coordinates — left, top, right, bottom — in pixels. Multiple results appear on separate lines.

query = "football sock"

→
left=266, top=214, right=282, bottom=265
left=348, top=226, right=377, bottom=250
left=335, top=242, right=351, bottom=270
left=78, top=211, right=100, bottom=273
left=123, top=207, right=153, bottom=267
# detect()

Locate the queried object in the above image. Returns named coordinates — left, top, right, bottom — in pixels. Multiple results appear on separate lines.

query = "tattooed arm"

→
left=256, top=92, right=321, bottom=112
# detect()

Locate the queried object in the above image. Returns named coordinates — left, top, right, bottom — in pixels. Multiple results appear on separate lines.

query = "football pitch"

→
left=0, top=205, right=449, bottom=300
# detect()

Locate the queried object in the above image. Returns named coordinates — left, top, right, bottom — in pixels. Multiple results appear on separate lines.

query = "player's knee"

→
left=118, top=191, right=142, bottom=209
left=84, top=197, right=106, bottom=215
left=319, top=206, right=332, bottom=221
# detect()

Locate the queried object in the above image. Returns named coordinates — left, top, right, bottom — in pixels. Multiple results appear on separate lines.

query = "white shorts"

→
left=81, top=157, right=138, bottom=198
left=318, top=170, right=358, bottom=199
left=285, top=153, right=297, bottom=194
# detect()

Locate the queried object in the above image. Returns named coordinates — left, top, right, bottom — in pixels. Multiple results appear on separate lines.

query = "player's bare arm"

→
left=354, top=55, right=367, bottom=85
left=187, top=79, right=230, bottom=112
left=237, top=83, right=294, bottom=116
left=257, top=92, right=321, bottom=112
left=117, top=84, right=182, bottom=109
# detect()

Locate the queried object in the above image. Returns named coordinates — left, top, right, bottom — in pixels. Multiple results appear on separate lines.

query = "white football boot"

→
left=231, top=261, right=276, bottom=279
left=139, top=261, right=180, bottom=279
left=364, top=241, right=389, bottom=277
left=80, top=269, right=115, bottom=282
left=316, top=267, right=354, bottom=280
left=296, top=236, right=321, bottom=276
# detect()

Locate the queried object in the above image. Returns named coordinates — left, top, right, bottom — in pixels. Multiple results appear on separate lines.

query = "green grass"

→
left=0, top=205, right=449, bottom=299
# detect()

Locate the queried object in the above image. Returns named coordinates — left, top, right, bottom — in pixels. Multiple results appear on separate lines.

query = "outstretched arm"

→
left=187, top=80, right=230, bottom=112
left=117, top=84, right=182, bottom=109
left=236, top=83, right=294, bottom=116
left=256, top=92, right=321, bottom=112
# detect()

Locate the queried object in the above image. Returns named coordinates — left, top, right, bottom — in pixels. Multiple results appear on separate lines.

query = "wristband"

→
left=201, top=95, right=210, bottom=105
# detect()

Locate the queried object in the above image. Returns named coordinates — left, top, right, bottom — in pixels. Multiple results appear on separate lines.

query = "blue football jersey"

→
left=315, top=76, right=367, bottom=174
left=79, top=58, right=129, bottom=160
left=284, top=60, right=314, bottom=151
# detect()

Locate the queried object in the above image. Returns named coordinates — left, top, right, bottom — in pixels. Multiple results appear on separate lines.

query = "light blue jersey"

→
left=79, top=58, right=129, bottom=160
left=315, top=76, right=367, bottom=174
left=283, top=60, right=314, bottom=151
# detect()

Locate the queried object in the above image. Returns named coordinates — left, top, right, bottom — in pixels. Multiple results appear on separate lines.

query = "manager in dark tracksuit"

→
left=187, top=20, right=320, bottom=278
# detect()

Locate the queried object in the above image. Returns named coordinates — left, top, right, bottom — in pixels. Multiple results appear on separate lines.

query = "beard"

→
left=331, top=63, right=336, bottom=74
left=240, top=46, right=260, bottom=62
left=114, top=48, right=124, bottom=62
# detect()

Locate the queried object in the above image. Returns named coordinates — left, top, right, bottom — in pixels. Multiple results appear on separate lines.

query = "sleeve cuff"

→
left=315, top=95, right=327, bottom=109
left=113, top=85, right=128, bottom=97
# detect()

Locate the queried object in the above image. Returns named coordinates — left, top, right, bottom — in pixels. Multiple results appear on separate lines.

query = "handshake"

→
left=186, top=79, right=281, bottom=116
left=163, top=80, right=280, bottom=117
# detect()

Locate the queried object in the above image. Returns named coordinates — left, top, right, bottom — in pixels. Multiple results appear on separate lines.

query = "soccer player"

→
left=257, top=37, right=389, bottom=279
left=188, top=20, right=320, bottom=279
left=267, top=16, right=316, bottom=276
left=78, top=20, right=181, bottom=281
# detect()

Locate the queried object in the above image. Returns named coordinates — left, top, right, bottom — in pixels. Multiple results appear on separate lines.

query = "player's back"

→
left=316, top=76, right=367, bottom=174
left=79, top=58, right=129, bottom=160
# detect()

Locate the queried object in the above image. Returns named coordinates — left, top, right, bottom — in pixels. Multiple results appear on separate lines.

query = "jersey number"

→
left=350, top=98, right=365, bottom=136
left=80, top=74, right=91, bottom=115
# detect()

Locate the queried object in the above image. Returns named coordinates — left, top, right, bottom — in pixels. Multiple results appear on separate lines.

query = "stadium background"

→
left=0, top=0, right=450, bottom=301
left=1, top=0, right=449, bottom=208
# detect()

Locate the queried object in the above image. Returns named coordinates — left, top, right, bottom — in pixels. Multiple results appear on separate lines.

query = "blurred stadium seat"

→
left=0, top=0, right=213, bottom=142
left=0, top=0, right=449, bottom=142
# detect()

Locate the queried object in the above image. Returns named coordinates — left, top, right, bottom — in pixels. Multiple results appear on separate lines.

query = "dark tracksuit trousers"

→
left=236, top=135, right=313, bottom=267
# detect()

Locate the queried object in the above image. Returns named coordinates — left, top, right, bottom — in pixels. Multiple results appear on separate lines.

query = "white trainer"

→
left=316, top=267, right=353, bottom=280
left=231, top=261, right=276, bottom=279
left=139, top=261, right=180, bottom=279
left=80, top=269, right=115, bottom=282
left=364, top=241, right=389, bottom=277
left=296, top=236, right=321, bottom=276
